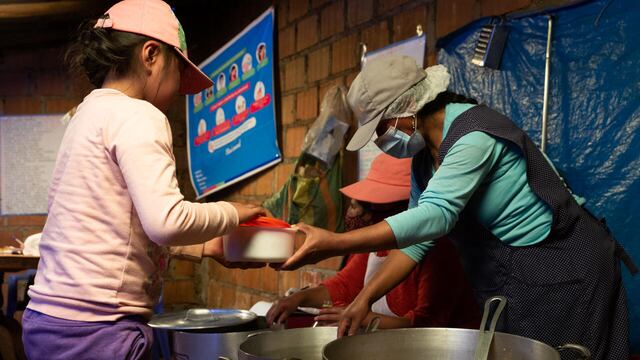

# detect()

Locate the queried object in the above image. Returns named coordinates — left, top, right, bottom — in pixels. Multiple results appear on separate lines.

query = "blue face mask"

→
left=374, top=116, right=426, bottom=158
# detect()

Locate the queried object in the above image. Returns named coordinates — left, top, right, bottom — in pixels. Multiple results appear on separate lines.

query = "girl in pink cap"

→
left=21, top=1, right=264, bottom=359
left=266, top=153, right=479, bottom=331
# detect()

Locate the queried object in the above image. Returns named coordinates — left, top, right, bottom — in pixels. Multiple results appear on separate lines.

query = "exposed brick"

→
left=278, top=270, right=300, bottom=295
left=255, top=168, right=276, bottom=195
left=436, top=0, right=478, bottom=38
left=36, top=72, right=67, bottom=96
left=235, top=290, right=253, bottom=310
left=170, top=259, right=195, bottom=277
left=320, top=0, right=345, bottom=40
left=347, top=0, right=374, bottom=27
left=296, top=86, right=318, bottom=120
left=301, top=269, right=334, bottom=287
left=262, top=268, right=279, bottom=293
left=284, top=126, right=308, bottom=158
left=296, top=14, right=319, bottom=51
left=311, top=0, right=331, bottom=8
left=278, top=26, right=296, bottom=59
left=392, top=5, right=428, bottom=42
left=44, top=98, right=81, bottom=114
left=318, top=77, right=344, bottom=104
left=0, top=49, right=39, bottom=71
left=308, top=46, right=330, bottom=83
left=315, top=256, right=343, bottom=270
left=331, top=34, right=357, bottom=74
left=208, top=258, right=238, bottom=283
left=163, top=279, right=198, bottom=304
left=237, top=268, right=263, bottom=289
left=3, top=97, right=42, bottom=115
left=345, top=71, right=359, bottom=87
left=238, top=179, right=257, bottom=196
left=0, top=72, right=30, bottom=96
left=276, top=162, right=296, bottom=189
left=280, top=94, right=296, bottom=125
left=480, top=0, right=530, bottom=17
left=6, top=216, right=47, bottom=226
left=377, top=0, right=411, bottom=14
left=0, top=98, right=4, bottom=114
left=361, top=21, right=390, bottom=53
left=284, top=57, right=306, bottom=91
left=219, top=284, right=238, bottom=308
left=277, top=0, right=289, bottom=29
left=289, top=0, right=310, bottom=21
left=69, top=73, right=94, bottom=97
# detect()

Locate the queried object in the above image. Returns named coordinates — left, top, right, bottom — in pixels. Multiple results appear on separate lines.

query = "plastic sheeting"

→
left=437, top=0, right=639, bottom=351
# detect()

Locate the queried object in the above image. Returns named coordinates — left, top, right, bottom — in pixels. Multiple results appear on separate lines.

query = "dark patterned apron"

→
left=411, top=105, right=633, bottom=359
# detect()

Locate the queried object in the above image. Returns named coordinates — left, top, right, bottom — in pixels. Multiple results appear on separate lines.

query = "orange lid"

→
left=239, top=216, right=291, bottom=228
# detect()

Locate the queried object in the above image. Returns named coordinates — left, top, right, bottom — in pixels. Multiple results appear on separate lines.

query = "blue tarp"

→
left=437, top=0, right=639, bottom=351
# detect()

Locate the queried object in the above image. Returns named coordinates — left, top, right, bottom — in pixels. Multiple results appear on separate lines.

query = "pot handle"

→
left=556, top=344, right=591, bottom=359
left=474, top=296, right=507, bottom=360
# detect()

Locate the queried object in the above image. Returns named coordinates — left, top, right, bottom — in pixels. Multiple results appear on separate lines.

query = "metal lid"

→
left=148, top=309, right=257, bottom=331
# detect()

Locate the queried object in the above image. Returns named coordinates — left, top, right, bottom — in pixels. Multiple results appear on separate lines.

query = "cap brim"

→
left=340, top=179, right=410, bottom=204
left=175, top=47, right=213, bottom=95
left=345, top=111, right=383, bottom=151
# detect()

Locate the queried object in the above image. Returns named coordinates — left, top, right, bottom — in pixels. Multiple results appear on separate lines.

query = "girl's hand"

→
left=278, top=223, right=342, bottom=270
left=266, top=293, right=303, bottom=325
left=230, top=202, right=267, bottom=223
left=203, top=237, right=265, bottom=269
left=338, top=296, right=371, bottom=337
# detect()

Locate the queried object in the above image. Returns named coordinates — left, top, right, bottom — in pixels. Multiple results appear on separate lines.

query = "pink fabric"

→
left=95, top=0, right=212, bottom=94
left=27, top=88, right=238, bottom=321
left=340, top=153, right=412, bottom=204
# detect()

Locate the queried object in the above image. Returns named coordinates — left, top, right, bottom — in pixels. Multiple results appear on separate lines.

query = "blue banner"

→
left=186, top=8, right=280, bottom=198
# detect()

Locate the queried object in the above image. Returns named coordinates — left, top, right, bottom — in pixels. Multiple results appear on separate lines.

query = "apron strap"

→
left=600, top=217, right=638, bottom=276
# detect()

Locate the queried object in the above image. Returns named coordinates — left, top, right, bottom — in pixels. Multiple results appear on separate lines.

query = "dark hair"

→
left=417, top=91, right=478, bottom=120
left=66, top=19, right=173, bottom=88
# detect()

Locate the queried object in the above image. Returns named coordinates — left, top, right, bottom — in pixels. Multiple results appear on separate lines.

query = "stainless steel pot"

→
left=322, top=328, right=590, bottom=360
left=173, top=329, right=270, bottom=360
left=238, top=327, right=338, bottom=360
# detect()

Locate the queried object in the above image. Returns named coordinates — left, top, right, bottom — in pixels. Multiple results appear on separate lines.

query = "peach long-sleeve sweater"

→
left=27, top=89, right=238, bottom=321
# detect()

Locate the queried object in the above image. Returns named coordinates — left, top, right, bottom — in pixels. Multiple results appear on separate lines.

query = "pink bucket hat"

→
left=340, top=153, right=412, bottom=204
left=94, top=0, right=212, bottom=94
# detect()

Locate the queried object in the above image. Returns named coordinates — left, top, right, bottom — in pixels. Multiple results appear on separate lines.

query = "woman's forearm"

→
left=296, top=286, right=333, bottom=308
left=365, top=312, right=412, bottom=329
left=334, top=221, right=398, bottom=254
left=356, top=250, right=418, bottom=305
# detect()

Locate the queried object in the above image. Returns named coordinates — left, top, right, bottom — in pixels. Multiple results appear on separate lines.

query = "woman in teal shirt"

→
left=280, top=55, right=629, bottom=359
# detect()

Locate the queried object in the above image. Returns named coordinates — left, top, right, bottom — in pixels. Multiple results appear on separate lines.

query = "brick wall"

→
left=1, top=0, right=550, bottom=315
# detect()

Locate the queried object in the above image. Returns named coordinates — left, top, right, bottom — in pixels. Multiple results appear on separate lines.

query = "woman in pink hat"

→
left=266, top=153, right=479, bottom=330
left=21, top=1, right=265, bottom=359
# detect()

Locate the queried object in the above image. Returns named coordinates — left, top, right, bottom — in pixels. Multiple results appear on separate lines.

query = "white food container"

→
left=223, top=221, right=296, bottom=262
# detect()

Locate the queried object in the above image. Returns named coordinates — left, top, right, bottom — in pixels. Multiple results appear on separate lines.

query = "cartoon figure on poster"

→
left=216, top=73, right=226, bottom=97
left=186, top=8, right=280, bottom=198
left=193, top=92, right=203, bottom=112
left=204, top=85, right=214, bottom=105
left=197, top=119, right=207, bottom=136
left=229, top=64, right=240, bottom=88
left=250, top=81, right=271, bottom=113
left=242, top=53, right=254, bottom=80
left=256, top=42, right=268, bottom=68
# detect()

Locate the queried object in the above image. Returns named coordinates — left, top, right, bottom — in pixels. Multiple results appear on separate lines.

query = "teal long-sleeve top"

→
left=386, top=103, right=554, bottom=262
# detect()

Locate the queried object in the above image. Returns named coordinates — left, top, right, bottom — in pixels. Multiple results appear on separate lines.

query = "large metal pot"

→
left=322, top=296, right=590, bottom=360
left=322, top=328, right=589, bottom=360
left=238, top=327, right=338, bottom=360
left=149, top=309, right=269, bottom=360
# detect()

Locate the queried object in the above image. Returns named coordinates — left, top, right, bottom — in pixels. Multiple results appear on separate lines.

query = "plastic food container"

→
left=223, top=217, right=296, bottom=262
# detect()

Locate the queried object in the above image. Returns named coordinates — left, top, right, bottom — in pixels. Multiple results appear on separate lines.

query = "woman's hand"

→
left=338, top=296, right=372, bottom=337
left=266, top=293, right=303, bottom=325
left=202, top=237, right=265, bottom=269
left=314, top=306, right=348, bottom=326
left=229, top=202, right=267, bottom=223
left=278, top=223, right=343, bottom=270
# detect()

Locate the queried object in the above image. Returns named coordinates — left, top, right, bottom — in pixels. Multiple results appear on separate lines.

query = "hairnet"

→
left=381, top=64, right=451, bottom=120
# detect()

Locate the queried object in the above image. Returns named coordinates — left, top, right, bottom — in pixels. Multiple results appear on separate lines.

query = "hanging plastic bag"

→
left=301, top=86, right=350, bottom=167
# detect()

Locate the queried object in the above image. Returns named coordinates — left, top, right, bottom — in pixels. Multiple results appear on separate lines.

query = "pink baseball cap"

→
left=340, top=153, right=412, bottom=204
left=94, top=0, right=213, bottom=94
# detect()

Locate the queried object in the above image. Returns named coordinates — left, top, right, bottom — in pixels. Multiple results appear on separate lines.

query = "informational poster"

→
left=0, top=115, right=67, bottom=215
left=358, top=34, right=426, bottom=180
left=186, top=7, right=280, bottom=199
